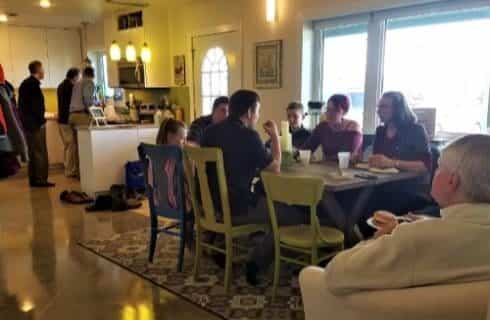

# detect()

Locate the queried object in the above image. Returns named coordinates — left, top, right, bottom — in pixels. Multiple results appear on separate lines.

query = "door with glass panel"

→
left=192, top=31, right=242, bottom=117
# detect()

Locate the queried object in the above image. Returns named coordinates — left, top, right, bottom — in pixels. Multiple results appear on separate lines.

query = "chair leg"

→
left=177, top=221, right=186, bottom=272
left=148, top=229, right=157, bottom=263
left=193, top=228, right=202, bottom=280
left=272, top=244, right=281, bottom=301
left=224, top=235, right=233, bottom=293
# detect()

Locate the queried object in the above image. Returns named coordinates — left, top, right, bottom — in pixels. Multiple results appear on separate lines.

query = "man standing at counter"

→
left=18, top=61, right=55, bottom=187
left=68, top=66, right=98, bottom=178
left=187, top=96, right=229, bottom=145
left=57, top=68, right=80, bottom=178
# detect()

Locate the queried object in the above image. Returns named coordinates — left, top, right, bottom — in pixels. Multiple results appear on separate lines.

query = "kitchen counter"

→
left=76, top=123, right=160, bottom=131
left=77, top=124, right=160, bottom=196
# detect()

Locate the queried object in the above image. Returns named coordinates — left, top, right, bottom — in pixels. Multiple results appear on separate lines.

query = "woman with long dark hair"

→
left=369, top=91, right=431, bottom=173
left=156, top=118, right=187, bottom=146
left=361, top=92, right=433, bottom=237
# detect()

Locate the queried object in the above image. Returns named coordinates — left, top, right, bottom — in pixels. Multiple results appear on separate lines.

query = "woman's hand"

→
left=369, top=154, right=396, bottom=169
left=373, top=211, right=399, bottom=238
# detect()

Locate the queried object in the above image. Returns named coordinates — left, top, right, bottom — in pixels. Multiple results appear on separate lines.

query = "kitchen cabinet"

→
left=8, top=26, right=49, bottom=88
left=77, top=125, right=159, bottom=196
left=2, top=26, right=81, bottom=88
left=46, top=29, right=82, bottom=88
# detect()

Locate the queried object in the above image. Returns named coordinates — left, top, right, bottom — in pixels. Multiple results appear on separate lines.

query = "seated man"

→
left=324, top=134, right=490, bottom=295
left=187, top=96, right=229, bottom=145
left=202, top=90, right=304, bottom=285
left=286, top=102, right=311, bottom=148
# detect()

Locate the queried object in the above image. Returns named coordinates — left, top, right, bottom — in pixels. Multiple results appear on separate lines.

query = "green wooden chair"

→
left=183, top=146, right=266, bottom=293
left=261, top=171, right=345, bottom=299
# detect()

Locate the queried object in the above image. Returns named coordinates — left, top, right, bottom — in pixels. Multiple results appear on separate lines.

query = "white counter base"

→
left=78, top=125, right=159, bottom=197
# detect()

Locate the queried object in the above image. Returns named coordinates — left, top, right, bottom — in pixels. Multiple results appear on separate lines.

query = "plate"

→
left=367, top=216, right=413, bottom=230
left=369, top=167, right=400, bottom=174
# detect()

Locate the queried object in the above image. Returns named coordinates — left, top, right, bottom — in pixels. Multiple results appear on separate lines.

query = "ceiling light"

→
left=141, top=43, right=151, bottom=63
left=125, top=42, right=137, bottom=62
left=110, top=41, right=121, bottom=61
left=40, top=0, right=52, bottom=9
left=266, top=0, right=277, bottom=23
left=0, top=14, right=8, bottom=23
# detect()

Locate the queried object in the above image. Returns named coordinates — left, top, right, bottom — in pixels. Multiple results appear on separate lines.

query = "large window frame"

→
left=312, top=0, right=490, bottom=135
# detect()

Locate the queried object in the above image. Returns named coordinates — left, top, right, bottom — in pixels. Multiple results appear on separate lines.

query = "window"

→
left=384, top=12, right=490, bottom=134
left=322, top=25, right=368, bottom=126
left=313, top=1, right=490, bottom=136
left=201, top=47, right=228, bottom=115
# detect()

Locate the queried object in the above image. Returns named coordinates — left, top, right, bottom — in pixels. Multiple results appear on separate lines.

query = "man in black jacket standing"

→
left=19, top=61, right=54, bottom=187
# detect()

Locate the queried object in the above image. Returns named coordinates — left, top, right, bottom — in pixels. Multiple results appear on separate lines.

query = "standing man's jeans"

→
left=58, top=123, right=77, bottom=177
left=68, top=112, right=91, bottom=178
left=25, top=125, right=49, bottom=184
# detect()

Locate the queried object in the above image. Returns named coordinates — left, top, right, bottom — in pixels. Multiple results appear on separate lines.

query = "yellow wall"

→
left=163, top=0, right=436, bottom=133
left=43, top=89, right=58, bottom=113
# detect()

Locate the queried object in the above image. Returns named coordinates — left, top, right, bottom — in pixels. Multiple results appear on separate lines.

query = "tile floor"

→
left=0, top=169, right=219, bottom=320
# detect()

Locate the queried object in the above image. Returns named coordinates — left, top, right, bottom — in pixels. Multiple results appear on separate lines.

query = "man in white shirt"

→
left=325, top=134, right=490, bottom=295
left=68, top=66, right=99, bottom=178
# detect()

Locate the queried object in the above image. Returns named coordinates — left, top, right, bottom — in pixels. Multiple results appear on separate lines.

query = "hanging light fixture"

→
left=109, top=41, right=121, bottom=61
left=141, top=42, right=151, bottom=63
left=0, top=14, right=8, bottom=23
left=266, top=0, right=277, bottom=23
left=39, top=0, right=52, bottom=9
left=125, top=41, right=137, bottom=62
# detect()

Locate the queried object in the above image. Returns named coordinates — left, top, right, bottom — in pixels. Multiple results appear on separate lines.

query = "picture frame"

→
left=254, top=40, right=282, bottom=89
left=174, top=55, right=186, bottom=86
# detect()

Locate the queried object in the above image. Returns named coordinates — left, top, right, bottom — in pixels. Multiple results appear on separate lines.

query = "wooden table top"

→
left=283, top=162, right=423, bottom=192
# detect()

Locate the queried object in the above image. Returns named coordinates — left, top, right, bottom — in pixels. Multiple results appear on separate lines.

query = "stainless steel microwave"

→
left=118, top=59, right=146, bottom=88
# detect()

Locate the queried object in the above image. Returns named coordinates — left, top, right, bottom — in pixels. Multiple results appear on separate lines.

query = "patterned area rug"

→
left=79, top=227, right=305, bottom=320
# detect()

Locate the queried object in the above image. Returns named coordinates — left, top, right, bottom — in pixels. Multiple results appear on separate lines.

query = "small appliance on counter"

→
left=138, top=104, right=158, bottom=124
left=308, top=101, right=325, bottom=129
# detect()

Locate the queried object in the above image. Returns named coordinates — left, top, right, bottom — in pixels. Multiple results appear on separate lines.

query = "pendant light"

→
left=39, top=0, right=52, bottom=9
left=141, top=42, right=151, bottom=63
left=0, top=14, right=8, bottom=23
left=125, top=41, right=137, bottom=62
left=109, top=41, right=121, bottom=61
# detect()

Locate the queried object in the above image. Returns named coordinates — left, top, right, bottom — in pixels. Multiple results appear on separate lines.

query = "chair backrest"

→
left=183, top=145, right=232, bottom=228
left=138, top=143, right=185, bottom=221
left=261, top=171, right=324, bottom=247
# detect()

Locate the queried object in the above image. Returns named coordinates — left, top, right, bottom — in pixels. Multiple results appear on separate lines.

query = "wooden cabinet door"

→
left=8, top=26, right=48, bottom=88
left=46, top=29, right=82, bottom=88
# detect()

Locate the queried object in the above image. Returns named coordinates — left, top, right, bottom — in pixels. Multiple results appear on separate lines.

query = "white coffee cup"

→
left=299, top=150, right=311, bottom=165
left=338, top=152, right=351, bottom=170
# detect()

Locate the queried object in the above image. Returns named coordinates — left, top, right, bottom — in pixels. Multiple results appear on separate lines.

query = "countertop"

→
left=76, top=123, right=160, bottom=131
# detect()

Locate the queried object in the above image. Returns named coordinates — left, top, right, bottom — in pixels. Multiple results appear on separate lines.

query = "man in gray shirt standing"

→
left=68, top=66, right=99, bottom=178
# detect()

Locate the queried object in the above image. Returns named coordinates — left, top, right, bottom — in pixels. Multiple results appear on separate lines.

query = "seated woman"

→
left=362, top=92, right=433, bottom=234
left=156, top=118, right=187, bottom=147
left=303, top=94, right=362, bottom=160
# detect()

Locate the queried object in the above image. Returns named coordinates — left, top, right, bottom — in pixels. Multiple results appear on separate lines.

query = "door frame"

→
left=186, top=23, right=243, bottom=121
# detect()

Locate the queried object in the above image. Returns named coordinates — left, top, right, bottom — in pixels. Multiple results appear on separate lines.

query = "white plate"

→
left=367, top=216, right=413, bottom=230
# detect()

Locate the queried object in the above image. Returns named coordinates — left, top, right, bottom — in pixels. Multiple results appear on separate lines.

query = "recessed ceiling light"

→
left=0, top=14, right=8, bottom=23
left=39, top=0, right=52, bottom=9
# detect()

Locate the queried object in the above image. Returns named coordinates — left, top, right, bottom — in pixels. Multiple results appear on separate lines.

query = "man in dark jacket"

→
left=18, top=60, right=54, bottom=187
left=57, top=68, right=80, bottom=178
left=187, top=96, right=229, bottom=145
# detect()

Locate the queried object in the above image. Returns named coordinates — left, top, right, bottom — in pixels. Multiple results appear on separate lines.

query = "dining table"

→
left=283, top=161, right=424, bottom=246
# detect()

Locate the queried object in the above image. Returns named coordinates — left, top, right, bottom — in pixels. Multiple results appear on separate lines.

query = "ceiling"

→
left=0, top=0, right=178, bottom=27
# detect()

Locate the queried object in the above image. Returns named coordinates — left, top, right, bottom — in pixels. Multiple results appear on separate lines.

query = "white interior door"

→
left=192, top=31, right=242, bottom=117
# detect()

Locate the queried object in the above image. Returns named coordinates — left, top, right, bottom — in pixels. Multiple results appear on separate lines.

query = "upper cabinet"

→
left=1, top=26, right=81, bottom=88
left=46, top=29, right=82, bottom=88
left=103, top=7, right=172, bottom=88
left=8, top=26, right=49, bottom=88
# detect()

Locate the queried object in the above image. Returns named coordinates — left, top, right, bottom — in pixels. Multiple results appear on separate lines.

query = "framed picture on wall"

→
left=254, top=40, right=282, bottom=89
left=174, top=55, right=186, bottom=86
